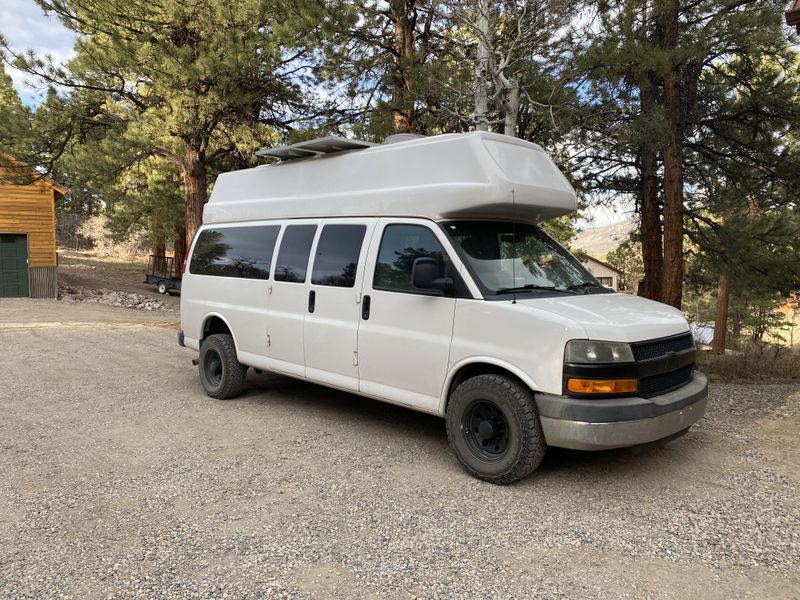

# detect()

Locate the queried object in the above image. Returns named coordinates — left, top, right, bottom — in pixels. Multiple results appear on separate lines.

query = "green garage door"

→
left=0, top=234, right=29, bottom=297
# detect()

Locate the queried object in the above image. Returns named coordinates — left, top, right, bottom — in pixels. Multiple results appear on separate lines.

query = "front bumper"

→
left=535, top=372, right=708, bottom=450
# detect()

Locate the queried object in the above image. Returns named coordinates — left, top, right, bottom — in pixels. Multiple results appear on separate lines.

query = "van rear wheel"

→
left=446, top=374, right=546, bottom=484
left=199, top=333, right=247, bottom=399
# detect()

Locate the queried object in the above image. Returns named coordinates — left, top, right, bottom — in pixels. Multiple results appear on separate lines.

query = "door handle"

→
left=361, top=294, right=371, bottom=320
left=308, top=289, right=316, bottom=313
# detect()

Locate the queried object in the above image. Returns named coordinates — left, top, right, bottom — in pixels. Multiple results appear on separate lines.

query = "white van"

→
left=179, top=132, right=707, bottom=484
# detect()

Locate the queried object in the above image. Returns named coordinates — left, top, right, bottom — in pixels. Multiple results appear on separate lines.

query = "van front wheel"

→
left=446, top=374, right=546, bottom=484
left=199, top=334, right=247, bottom=399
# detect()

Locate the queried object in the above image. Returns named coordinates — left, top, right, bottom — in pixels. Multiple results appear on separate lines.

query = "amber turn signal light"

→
left=567, top=378, right=637, bottom=394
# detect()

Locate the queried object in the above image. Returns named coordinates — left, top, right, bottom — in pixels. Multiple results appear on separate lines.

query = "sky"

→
left=1, top=0, right=76, bottom=106
left=577, top=204, right=630, bottom=230
left=0, top=0, right=628, bottom=228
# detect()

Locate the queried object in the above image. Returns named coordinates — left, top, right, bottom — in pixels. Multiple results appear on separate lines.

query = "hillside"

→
left=572, top=220, right=635, bottom=258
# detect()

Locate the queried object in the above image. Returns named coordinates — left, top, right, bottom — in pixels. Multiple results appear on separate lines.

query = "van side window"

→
left=311, top=224, right=367, bottom=288
left=373, top=224, right=450, bottom=293
left=190, top=226, right=279, bottom=279
left=274, top=225, right=317, bottom=283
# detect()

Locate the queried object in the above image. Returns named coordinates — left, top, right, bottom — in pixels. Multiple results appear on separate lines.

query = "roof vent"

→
left=383, top=133, right=427, bottom=145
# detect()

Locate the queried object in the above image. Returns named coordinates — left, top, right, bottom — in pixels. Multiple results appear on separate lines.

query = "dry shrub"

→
left=696, top=342, right=800, bottom=382
left=76, top=215, right=148, bottom=261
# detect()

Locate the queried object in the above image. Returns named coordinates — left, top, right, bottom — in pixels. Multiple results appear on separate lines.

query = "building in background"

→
left=787, top=0, right=800, bottom=31
left=582, top=255, right=623, bottom=291
left=0, top=160, right=65, bottom=298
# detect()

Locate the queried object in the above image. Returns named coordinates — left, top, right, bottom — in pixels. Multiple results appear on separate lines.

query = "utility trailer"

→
left=144, top=254, right=182, bottom=295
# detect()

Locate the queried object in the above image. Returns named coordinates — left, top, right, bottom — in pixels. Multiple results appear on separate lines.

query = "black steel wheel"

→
left=198, top=333, right=247, bottom=399
left=463, top=401, right=510, bottom=459
left=446, top=374, right=546, bottom=484
left=203, top=349, right=223, bottom=387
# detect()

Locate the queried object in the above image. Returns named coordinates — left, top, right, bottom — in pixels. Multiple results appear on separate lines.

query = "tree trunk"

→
left=639, top=75, right=663, bottom=301
left=731, top=306, right=742, bottom=340
left=152, top=239, right=166, bottom=273
left=662, top=85, right=684, bottom=309
left=183, top=148, right=207, bottom=252
left=712, top=273, right=730, bottom=354
left=503, top=76, right=520, bottom=137
left=390, top=0, right=415, bottom=133
left=659, top=0, right=684, bottom=309
left=173, top=224, right=187, bottom=273
left=474, top=0, right=491, bottom=132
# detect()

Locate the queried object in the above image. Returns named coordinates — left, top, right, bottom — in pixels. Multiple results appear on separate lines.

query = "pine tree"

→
left=575, top=0, right=800, bottom=309
left=0, top=63, right=33, bottom=178
left=6, top=0, right=333, bottom=246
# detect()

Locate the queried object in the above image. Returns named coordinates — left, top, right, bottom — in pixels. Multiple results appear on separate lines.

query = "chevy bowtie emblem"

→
left=665, top=351, right=679, bottom=370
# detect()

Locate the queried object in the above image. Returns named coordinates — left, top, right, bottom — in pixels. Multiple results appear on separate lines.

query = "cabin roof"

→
left=583, top=255, right=623, bottom=274
left=0, top=154, right=66, bottom=198
left=203, top=132, right=577, bottom=225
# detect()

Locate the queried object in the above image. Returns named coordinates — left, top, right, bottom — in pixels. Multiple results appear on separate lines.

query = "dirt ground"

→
left=58, top=250, right=181, bottom=310
left=1, top=297, right=799, bottom=599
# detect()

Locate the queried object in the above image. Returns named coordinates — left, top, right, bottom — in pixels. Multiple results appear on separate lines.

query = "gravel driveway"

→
left=1, top=300, right=798, bottom=599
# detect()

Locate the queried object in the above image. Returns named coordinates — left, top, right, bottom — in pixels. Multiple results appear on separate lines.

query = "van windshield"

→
left=444, top=221, right=610, bottom=296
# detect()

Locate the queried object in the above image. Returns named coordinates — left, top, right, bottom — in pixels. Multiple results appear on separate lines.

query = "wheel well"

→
left=202, top=316, right=231, bottom=340
left=446, top=363, right=532, bottom=406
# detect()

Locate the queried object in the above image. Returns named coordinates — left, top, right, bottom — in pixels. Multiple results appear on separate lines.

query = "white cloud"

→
left=1, top=0, right=76, bottom=105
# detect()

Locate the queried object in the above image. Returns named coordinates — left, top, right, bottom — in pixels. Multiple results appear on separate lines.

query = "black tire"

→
left=157, top=281, right=168, bottom=294
left=446, top=374, right=546, bottom=484
left=198, top=333, right=247, bottom=399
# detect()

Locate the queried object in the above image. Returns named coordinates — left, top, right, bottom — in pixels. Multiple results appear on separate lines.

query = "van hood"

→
left=515, top=293, right=689, bottom=342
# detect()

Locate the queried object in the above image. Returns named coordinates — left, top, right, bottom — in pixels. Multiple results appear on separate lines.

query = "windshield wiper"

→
left=495, top=284, right=559, bottom=295
left=566, top=282, right=604, bottom=293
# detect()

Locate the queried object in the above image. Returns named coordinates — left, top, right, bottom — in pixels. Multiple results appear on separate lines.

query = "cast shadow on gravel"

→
left=244, top=370, right=447, bottom=443
left=240, top=370, right=701, bottom=482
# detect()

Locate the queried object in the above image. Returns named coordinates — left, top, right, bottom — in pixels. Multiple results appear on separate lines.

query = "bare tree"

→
left=450, top=0, right=575, bottom=137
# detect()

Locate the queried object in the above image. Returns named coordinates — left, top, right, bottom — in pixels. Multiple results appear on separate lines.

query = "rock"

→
left=57, top=284, right=170, bottom=311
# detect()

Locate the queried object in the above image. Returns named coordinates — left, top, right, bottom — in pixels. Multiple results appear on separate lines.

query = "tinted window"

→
left=190, top=226, right=279, bottom=279
left=311, top=224, right=366, bottom=288
left=374, top=224, right=450, bottom=292
left=274, top=225, right=317, bottom=283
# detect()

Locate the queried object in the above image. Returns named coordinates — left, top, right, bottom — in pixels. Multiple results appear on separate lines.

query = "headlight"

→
left=565, top=340, right=634, bottom=364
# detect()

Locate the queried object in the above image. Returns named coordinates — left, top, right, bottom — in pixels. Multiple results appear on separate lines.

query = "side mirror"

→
left=412, top=257, right=453, bottom=292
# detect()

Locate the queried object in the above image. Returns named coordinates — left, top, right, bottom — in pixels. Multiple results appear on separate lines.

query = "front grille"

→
left=632, top=333, right=694, bottom=361
left=564, top=332, right=697, bottom=399
left=638, top=364, right=693, bottom=398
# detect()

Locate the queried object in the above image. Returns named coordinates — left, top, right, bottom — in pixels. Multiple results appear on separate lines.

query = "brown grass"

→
left=696, top=343, right=800, bottom=382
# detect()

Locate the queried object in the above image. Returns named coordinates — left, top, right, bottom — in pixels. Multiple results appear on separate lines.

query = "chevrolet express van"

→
left=179, top=132, right=708, bottom=484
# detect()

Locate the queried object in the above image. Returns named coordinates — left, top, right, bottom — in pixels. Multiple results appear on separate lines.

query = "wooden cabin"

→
left=788, top=0, right=800, bottom=32
left=0, top=163, right=65, bottom=298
